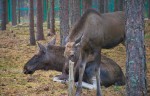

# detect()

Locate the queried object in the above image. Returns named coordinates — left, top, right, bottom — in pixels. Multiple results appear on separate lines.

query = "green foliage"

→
left=113, top=86, right=121, bottom=91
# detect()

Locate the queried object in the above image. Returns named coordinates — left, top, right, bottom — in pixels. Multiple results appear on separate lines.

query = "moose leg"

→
left=76, top=51, right=87, bottom=96
left=94, top=49, right=102, bottom=96
left=73, top=56, right=81, bottom=81
left=58, top=59, right=69, bottom=80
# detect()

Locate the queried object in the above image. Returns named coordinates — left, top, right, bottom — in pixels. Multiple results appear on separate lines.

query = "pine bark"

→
left=115, top=0, right=124, bottom=11
left=118, top=0, right=124, bottom=11
left=125, top=0, right=147, bottom=95
left=104, top=0, right=108, bottom=13
left=29, top=0, right=36, bottom=45
left=12, top=0, right=17, bottom=26
left=100, top=0, right=104, bottom=13
left=114, top=0, right=118, bottom=11
left=36, top=0, right=45, bottom=40
left=6, top=0, right=8, bottom=24
left=49, top=0, right=55, bottom=36
left=70, top=0, right=81, bottom=26
left=60, top=0, right=69, bottom=46
left=148, top=0, right=150, bottom=19
left=47, top=0, right=50, bottom=29
left=82, top=0, right=92, bottom=13
left=1, top=0, right=7, bottom=30
left=17, top=0, right=21, bottom=23
left=47, top=11, right=50, bottom=29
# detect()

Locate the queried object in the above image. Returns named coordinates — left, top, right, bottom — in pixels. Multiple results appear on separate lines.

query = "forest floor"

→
left=0, top=21, right=150, bottom=96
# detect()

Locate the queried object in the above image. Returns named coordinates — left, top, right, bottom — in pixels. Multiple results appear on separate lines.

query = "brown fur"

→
left=23, top=44, right=125, bottom=87
left=65, top=9, right=125, bottom=96
left=68, top=9, right=101, bottom=42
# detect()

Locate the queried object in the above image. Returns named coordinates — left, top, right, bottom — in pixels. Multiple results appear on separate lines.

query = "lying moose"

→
left=23, top=41, right=125, bottom=87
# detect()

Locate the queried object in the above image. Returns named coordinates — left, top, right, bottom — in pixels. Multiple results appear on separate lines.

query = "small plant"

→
left=113, top=85, right=121, bottom=91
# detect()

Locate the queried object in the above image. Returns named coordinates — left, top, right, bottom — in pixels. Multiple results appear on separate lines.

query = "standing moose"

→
left=64, top=9, right=125, bottom=96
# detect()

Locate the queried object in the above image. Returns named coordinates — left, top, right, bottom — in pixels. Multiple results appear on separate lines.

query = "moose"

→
left=64, top=9, right=125, bottom=96
left=23, top=41, right=125, bottom=87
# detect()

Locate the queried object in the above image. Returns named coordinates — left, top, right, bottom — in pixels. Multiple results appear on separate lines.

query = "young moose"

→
left=64, top=9, right=125, bottom=96
left=23, top=41, right=125, bottom=87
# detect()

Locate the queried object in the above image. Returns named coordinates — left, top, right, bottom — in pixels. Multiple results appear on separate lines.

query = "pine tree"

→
left=36, top=0, right=45, bottom=40
left=125, top=0, right=147, bottom=95
left=82, top=0, right=92, bottom=13
left=29, top=0, right=36, bottom=45
left=1, top=0, right=7, bottom=30
left=100, top=0, right=104, bottom=13
left=12, top=0, right=17, bottom=26
left=60, top=0, right=69, bottom=46
left=70, top=0, right=81, bottom=26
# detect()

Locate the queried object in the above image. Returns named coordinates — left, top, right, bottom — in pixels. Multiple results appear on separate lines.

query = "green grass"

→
left=145, top=33, right=150, bottom=39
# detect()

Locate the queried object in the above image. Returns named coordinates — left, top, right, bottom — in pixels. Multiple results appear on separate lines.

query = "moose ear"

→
left=37, top=42, right=46, bottom=53
left=48, top=37, right=56, bottom=46
left=75, top=42, right=80, bottom=48
left=65, top=36, right=69, bottom=45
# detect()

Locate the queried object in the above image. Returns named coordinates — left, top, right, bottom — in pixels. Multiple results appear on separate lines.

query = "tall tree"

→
left=70, top=0, right=81, bottom=26
left=1, top=0, right=7, bottom=30
left=104, top=0, right=108, bottom=13
left=47, top=0, right=50, bottom=29
left=115, top=0, right=124, bottom=11
left=48, top=0, right=55, bottom=36
left=36, top=0, right=45, bottom=40
left=148, top=0, right=150, bottom=19
left=125, top=0, right=147, bottom=95
left=114, top=0, right=118, bottom=11
left=82, top=0, right=92, bottom=13
left=60, top=0, right=69, bottom=46
left=29, top=0, right=36, bottom=45
left=118, top=0, right=124, bottom=11
left=6, top=0, right=8, bottom=24
left=17, top=0, right=21, bottom=24
left=12, top=0, right=17, bottom=26
left=100, top=0, right=104, bottom=13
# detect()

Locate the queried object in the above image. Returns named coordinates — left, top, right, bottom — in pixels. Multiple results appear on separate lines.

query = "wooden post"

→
left=68, top=60, right=75, bottom=96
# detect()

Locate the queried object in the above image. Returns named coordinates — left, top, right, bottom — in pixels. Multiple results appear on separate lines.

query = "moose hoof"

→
left=75, top=88, right=82, bottom=96
left=57, top=74, right=68, bottom=80
left=75, top=92, right=81, bottom=96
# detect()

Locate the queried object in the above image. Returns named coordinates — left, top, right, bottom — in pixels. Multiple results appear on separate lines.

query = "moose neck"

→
left=46, top=45, right=66, bottom=72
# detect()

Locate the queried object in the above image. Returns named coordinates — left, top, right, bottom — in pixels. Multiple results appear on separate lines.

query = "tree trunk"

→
left=47, top=0, right=50, bottom=29
left=12, top=0, right=17, bottom=26
left=60, top=0, right=69, bottom=46
left=36, top=0, right=45, bottom=40
left=114, top=0, right=117, bottom=11
left=115, top=0, right=124, bottom=11
left=29, top=0, right=36, bottom=45
left=148, top=0, right=150, bottom=19
left=47, top=11, right=50, bottom=29
left=48, top=0, right=55, bottom=36
left=100, top=0, right=104, bottom=13
left=104, top=0, right=108, bottom=13
left=1, top=0, right=7, bottom=30
left=70, top=0, right=81, bottom=26
left=125, top=0, right=147, bottom=95
left=118, top=0, right=124, bottom=11
left=17, top=0, right=21, bottom=24
left=6, top=0, right=8, bottom=24
left=82, top=0, right=92, bottom=13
